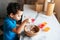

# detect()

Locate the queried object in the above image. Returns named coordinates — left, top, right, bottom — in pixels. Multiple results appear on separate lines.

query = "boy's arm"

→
left=12, top=19, right=28, bottom=34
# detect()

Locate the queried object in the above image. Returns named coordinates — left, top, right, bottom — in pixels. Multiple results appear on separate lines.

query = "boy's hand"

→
left=23, top=19, right=30, bottom=23
left=23, top=19, right=31, bottom=23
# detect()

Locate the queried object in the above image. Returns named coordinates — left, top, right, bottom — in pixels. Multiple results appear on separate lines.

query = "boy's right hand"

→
left=23, top=19, right=30, bottom=23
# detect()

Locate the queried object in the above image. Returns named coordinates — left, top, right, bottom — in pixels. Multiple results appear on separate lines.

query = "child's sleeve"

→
left=4, top=21, right=16, bottom=31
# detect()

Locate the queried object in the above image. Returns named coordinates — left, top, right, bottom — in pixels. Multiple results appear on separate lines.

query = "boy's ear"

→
left=10, top=13, right=14, bottom=17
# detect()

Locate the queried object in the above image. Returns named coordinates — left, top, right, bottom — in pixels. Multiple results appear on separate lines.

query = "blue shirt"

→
left=3, top=16, right=17, bottom=40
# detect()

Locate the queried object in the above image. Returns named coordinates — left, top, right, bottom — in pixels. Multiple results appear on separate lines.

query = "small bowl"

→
left=24, top=25, right=40, bottom=37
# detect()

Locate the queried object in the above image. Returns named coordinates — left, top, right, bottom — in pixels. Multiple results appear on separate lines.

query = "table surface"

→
left=19, top=5, right=60, bottom=40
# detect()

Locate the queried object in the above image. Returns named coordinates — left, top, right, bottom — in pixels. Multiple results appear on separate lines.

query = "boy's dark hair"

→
left=7, top=2, right=23, bottom=15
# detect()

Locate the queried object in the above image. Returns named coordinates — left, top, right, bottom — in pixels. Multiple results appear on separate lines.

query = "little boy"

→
left=3, top=2, right=29, bottom=40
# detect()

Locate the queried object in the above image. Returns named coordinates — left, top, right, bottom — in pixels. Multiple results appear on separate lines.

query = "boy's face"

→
left=10, top=10, right=23, bottom=21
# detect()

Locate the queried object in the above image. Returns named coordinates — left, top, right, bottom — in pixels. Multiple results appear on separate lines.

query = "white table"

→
left=19, top=5, right=60, bottom=40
